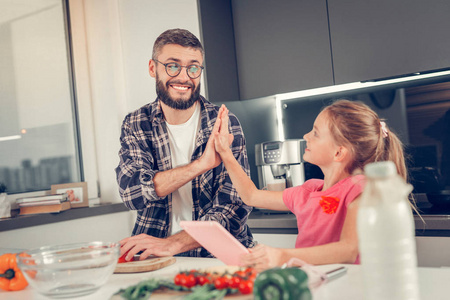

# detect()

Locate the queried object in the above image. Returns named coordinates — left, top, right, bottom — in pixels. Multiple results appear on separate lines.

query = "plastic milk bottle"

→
left=357, top=161, right=420, bottom=300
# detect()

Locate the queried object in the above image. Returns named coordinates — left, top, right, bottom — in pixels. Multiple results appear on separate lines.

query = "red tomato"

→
left=174, top=273, right=185, bottom=286
left=214, top=276, right=229, bottom=289
left=244, top=267, right=255, bottom=274
left=229, top=276, right=241, bottom=288
left=248, top=272, right=257, bottom=282
left=196, top=275, right=210, bottom=286
left=235, top=270, right=247, bottom=278
left=239, top=280, right=254, bottom=294
left=118, top=251, right=133, bottom=263
left=184, top=273, right=197, bottom=288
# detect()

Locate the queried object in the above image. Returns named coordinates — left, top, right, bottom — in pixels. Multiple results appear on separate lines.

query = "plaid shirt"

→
left=116, top=96, right=254, bottom=257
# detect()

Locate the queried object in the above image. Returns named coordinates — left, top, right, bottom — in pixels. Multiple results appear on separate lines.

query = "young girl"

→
left=213, top=99, right=407, bottom=270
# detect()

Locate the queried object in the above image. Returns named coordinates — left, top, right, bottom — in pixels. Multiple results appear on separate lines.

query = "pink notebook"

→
left=180, top=220, right=250, bottom=266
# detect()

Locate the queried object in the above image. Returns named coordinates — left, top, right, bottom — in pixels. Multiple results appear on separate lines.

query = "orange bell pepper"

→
left=0, top=253, right=28, bottom=291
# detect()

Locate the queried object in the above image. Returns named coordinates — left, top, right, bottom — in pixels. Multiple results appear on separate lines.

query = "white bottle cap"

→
left=364, top=161, right=397, bottom=178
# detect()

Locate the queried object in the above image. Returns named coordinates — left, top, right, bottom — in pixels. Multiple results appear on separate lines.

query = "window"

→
left=0, top=0, right=82, bottom=194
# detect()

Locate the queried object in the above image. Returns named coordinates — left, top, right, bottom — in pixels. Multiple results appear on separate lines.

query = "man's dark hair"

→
left=152, top=28, right=204, bottom=60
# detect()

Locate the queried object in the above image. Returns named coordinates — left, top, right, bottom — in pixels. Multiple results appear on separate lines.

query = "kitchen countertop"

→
left=247, top=210, right=298, bottom=234
left=248, top=203, right=450, bottom=236
left=2, top=201, right=450, bottom=236
left=2, top=257, right=450, bottom=300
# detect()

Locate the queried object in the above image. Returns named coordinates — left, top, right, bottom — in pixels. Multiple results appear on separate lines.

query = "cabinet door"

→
left=253, top=234, right=297, bottom=248
left=232, top=0, right=333, bottom=100
left=198, top=0, right=240, bottom=103
left=328, top=0, right=450, bottom=85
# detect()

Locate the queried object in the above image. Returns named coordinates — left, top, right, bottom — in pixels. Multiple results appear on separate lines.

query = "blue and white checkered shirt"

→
left=115, top=96, right=254, bottom=257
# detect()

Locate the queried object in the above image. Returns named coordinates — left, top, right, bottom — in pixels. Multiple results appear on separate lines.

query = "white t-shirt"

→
left=165, top=103, right=201, bottom=235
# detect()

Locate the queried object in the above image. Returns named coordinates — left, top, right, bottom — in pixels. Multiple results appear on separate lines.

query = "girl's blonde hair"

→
left=322, top=99, right=407, bottom=180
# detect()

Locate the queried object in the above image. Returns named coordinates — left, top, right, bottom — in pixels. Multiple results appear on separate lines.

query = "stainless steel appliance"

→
left=255, top=139, right=306, bottom=190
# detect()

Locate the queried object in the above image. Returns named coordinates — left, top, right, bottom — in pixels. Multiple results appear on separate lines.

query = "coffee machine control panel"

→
left=255, top=139, right=305, bottom=166
left=262, top=142, right=283, bottom=164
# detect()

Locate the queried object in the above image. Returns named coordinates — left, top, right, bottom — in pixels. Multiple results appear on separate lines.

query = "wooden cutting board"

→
left=149, top=288, right=252, bottom=299
left=111, top=287, right=252, bottom=299
left=114, top=256, right=176, bottom=273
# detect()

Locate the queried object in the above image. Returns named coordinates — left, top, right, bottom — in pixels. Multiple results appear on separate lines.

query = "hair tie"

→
left=380, top=121, right=388, bottom=138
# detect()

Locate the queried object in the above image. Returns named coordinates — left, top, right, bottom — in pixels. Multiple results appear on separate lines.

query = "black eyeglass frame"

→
left=153, top=59, right=204, bottom=79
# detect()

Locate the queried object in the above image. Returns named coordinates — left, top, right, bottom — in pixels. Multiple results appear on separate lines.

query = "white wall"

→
left=118, top=0, right=205, bottom=112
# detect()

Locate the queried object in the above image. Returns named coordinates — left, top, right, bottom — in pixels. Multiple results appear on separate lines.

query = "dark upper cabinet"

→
left=231, top=0, right=333, bottom=100
left=199, top=0, right=450, bottom=101
left=328, top=0, right=450, bottom=84
left=198, top=0, right=240, bottom=103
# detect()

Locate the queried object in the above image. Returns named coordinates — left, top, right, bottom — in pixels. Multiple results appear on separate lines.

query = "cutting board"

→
left=149, top=288, right=252, bottom=299
left=111, top=287, right=252, bottom=299
left=114, top=256, right=176, bottom=273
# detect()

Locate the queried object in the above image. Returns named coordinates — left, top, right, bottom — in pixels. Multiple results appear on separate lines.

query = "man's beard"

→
left=156, top=74, right=200, bottom=110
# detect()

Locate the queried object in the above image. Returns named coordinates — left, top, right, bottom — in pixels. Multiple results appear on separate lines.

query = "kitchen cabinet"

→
left=198, top=0, right=333, bottom=101
left=328, top=0, right=450, bottom=85
left=198, top=0, right=240, bottom=103
left=231, top=0, right=333, bottom=100
left=253, top=233, right=296, bottom=248
left=199, top=0, right=450, bottom=101
left=416, top=236, right=450, bottom=268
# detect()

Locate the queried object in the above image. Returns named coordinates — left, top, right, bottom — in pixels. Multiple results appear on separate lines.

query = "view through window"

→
left=0, top=0, right=81, bottom=194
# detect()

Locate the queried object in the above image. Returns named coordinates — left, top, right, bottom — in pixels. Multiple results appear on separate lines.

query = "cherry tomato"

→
left=235, top=270, right=247, bottom=278
left=214, top=276, right=229, bottom=289
left=118, top=251, right=133, bottom=263
left=230, top=276, right=241, bottom=288
left=238, top=279, right=254, bottom=294
left=174, top=273, right=185, bottom=286
left=248, top=272, right=257, bottom=281
left=184, top=273, right=197, bottom=288
left=196, top=275, right=210, bottom=286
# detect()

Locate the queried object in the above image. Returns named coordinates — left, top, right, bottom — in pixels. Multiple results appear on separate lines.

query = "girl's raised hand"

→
left=199, top=105, right=227, bottom=170
left=214, top=106, right=234, bottom=155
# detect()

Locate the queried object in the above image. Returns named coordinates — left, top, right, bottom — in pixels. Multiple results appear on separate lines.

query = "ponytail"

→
left=379, top=122, right=407, bottom=180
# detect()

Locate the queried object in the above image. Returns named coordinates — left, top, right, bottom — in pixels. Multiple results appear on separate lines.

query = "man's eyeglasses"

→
left=153, top=59, right=204, bottom=79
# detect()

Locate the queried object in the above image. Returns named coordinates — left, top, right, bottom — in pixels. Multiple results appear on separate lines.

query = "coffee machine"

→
left=255, top=139, right=306, bottom=190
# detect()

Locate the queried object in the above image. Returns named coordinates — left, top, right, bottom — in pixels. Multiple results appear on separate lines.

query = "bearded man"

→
left=116, top=28, right=254, bottom=260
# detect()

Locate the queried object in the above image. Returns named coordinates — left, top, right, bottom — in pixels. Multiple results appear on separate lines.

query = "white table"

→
left=2, top=257, right=450, bottom=299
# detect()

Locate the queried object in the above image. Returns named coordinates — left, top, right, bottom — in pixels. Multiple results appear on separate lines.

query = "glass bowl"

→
left=17, top=241, right=119, bottom=298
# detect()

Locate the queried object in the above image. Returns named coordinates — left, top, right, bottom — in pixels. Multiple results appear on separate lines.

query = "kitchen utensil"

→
left=114, top=256, right=176, bottom=273
left=16, top=241, right=119, bottom=298
left=426, top=190, right=450, bottom=207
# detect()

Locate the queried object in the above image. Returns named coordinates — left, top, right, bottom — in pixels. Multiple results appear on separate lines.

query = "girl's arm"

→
left=214, top=107, right=288, bottom=211
left=241, top=198, right=360, bottom=270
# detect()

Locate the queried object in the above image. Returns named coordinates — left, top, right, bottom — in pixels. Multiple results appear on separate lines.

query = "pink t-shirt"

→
left=283, top=175, right=365, bottom=262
